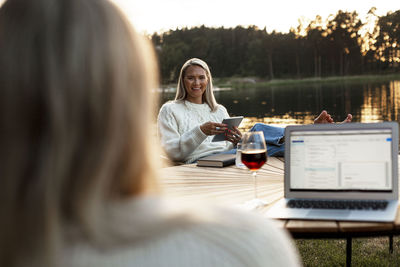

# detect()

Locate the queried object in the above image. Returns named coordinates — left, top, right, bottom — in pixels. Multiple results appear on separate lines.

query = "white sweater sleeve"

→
left=157, top=104, right=207, bottom=162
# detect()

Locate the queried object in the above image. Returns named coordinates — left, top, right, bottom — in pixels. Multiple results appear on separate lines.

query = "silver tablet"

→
left=211, top=116, right=243, bottom=142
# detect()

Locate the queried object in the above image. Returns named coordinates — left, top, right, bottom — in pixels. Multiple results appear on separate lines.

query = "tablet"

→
left=212, top=116, right=244, bottom=142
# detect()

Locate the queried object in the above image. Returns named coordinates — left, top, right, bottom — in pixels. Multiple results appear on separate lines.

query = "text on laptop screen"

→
left=290, top=129, right=393, bottom=192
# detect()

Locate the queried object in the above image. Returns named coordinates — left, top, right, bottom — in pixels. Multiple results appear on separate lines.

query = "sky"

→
left=111, top=0, right=399, bottom=34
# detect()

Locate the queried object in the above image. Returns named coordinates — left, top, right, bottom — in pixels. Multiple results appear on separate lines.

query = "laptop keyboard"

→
left=287, top=199, right=388, bottom=210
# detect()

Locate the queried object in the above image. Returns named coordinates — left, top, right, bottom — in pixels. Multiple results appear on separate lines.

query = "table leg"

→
left=346, top=237, right=352, bottom=267
left=389, top=235, right=393, bottom=254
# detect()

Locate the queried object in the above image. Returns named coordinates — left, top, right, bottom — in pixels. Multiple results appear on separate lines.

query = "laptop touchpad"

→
left=307, top=209, right=351, bottom=218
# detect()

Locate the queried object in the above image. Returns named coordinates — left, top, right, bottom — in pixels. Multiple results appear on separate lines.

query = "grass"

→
left=213, top=73, right=400, bottom=89
left=296, top=236, right=400, bottom=266
left=161, top=73, right=400, bottom=91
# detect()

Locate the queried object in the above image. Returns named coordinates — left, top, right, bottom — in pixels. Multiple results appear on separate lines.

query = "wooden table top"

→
left=159, top=156, right=400, bottom=238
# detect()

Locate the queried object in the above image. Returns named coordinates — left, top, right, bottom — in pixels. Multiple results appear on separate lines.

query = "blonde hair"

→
left=0, top=0, right=158, bottom=265
left=175, top=58, right=219, bottom=111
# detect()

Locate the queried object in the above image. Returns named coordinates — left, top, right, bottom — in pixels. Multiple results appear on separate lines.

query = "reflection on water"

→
left=359, top=81, right=400, bottom=123
left=158, top=79, right=400, bottom=131
left=240, top=115, right=316, bottom=132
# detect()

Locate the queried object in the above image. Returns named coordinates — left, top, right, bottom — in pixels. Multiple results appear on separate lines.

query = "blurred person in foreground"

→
left=0, top=0, right=301, bottom=266
left=158, top=58, right=352, bottom=164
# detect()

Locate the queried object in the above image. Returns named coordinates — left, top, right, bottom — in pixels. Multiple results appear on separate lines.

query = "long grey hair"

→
left=0, top=0, right=158, bottom=265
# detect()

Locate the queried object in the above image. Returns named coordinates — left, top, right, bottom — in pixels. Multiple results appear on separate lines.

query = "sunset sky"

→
left=111, top=0, right=399, bottom=34
left=0, top=0, right=396, bottom=34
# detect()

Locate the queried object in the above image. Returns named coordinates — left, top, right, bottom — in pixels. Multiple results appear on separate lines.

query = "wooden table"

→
left=159, top=156, right=400, bottom=266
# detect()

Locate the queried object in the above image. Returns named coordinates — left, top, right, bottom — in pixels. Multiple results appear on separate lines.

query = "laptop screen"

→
left=289, top=128, right=393, bottom=192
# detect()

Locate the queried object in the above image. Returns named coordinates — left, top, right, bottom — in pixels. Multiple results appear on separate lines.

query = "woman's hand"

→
left=225, top=126, right=242, bottom=145
left=200, top=121, right=227, bottom=136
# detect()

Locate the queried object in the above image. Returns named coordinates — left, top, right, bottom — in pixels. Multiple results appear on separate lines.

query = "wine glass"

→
left=241, top=131, right=267, bottom=209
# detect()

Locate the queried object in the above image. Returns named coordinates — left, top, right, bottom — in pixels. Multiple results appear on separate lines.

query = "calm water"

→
left=158, top=79, right=400, bottom=131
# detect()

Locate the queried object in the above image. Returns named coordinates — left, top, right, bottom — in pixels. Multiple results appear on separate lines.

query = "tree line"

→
left=150, top=8, right=400, bottom=83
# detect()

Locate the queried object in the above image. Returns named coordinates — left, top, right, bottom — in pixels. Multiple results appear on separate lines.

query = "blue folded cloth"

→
left=249, top=123, right=285, bottom=157
left=221, top=123, right=285, bottom=157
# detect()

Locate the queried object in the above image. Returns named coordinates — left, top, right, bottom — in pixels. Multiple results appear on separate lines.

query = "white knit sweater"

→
left=62, top=197, right=301, bottom=267
left=157, top=100, right=234, bottom=163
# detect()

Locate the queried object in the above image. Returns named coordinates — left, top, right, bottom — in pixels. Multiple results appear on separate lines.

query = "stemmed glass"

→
left=241, top=131, right=268, bottom=209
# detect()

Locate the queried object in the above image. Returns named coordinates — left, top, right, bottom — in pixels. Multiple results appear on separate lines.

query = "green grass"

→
left=213, top=73, right=400, bottom=89
left=296, top=236, right=400, bottom=266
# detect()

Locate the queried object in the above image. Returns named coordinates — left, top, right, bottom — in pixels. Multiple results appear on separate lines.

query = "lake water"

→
left=158, top=79, right=400, bottom=131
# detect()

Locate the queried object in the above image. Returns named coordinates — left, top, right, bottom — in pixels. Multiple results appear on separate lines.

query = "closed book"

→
left=197, top=153, right=236, bottom=167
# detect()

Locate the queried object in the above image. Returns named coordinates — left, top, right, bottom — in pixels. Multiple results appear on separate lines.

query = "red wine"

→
left=241, top=150, right=267, bottom=170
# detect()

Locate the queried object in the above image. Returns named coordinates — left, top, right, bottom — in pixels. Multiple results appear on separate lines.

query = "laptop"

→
left=266, top=122, right=399, bottom=222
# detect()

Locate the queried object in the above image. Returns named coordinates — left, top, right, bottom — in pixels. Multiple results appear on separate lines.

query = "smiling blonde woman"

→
left=158, top=58, right=353, bottom=164
left=0, top=0, right=301, bottom=266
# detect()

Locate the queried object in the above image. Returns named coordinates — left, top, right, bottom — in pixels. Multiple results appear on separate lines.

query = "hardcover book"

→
left=197, top=153, right=236, bottom=167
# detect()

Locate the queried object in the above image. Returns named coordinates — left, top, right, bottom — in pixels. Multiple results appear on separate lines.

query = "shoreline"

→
left=160, top=73, right=400, bottom=91
left=213, top=73, right=400, bottom=88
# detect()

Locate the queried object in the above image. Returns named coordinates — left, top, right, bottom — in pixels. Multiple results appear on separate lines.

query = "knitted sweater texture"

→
left=157, top=100, right=233, bottom=163
left=62, top=197, right=301, bottom=267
